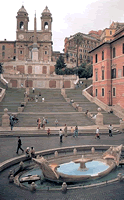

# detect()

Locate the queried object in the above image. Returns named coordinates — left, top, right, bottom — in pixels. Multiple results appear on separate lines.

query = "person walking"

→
left=10, top=117, right=14, bottom=131
left=73, top=126, right=78, bottom=137
left=42, top=117, right=46, bottom=130
left=55, top=119, right=58, bottom=126
left=16, top=137, right=24, bottom=154
left=64, top=124, right=68, bottom=137
left=59, top=129, right=63, bottom=143
left=32, top=87, right=35, bottom=93
left=71, top=127, right=74, bottom=135
left=47, top=128, right=51, bottom=136
left=95, top=127, right=100, bottom=139
left=108, top=124, right=113, bottom=137
left=37, top=118, right=41, bottom=129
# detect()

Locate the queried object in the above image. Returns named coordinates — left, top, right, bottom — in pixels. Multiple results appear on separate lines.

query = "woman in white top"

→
left=95, top=127, right=100, bottom=139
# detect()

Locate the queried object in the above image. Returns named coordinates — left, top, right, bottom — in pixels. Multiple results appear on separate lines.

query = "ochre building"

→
left=90, top=26, right=124, bottom=109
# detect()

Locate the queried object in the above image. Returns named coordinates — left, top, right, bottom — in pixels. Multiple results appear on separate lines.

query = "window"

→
left=110, top=31, right=112, bottom=35
left=20, top=21, right=24, bottom=30
left=87, top=56, right=90, bottom=62
left=96, top=89, right=98, bottom=97
left=2, top=45, right=5, bottom=50
left=113, top=47, right=116, bottom=58
left=95, top=71, right=98, bottom=81
left=95, top=54, right=98, bottom=63
left=14, top=49, right=16, bottom=53
left=44, top=22, right=48, bottom=30
left=123, top=44, right=124, bottom=54
left=102, top=69, right=104, bottom=80
left=113, top=88, right=116, bottom=97
left=102, top=88, right=104, bottom=97
left=2, top=52, right=5, bottom=57
left=45, top=51, right=47, bottom=55
left=79, top=54, right=82, bottom=59
left=20, top=51, right=22, bottom=54
left=102, top=51, right=104, bottom=60
left=111, top=68, right=116, bottom=79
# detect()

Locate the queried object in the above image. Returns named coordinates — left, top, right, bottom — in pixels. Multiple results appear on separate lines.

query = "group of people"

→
left=59, top=125, right=79, bottom=142
left=37, top=117, right=48, bottom=130
left=25, top=146, right=36, bottom=158
left=95, top=124, right=113, bottom=139
left=16, top=136, right=36, bottom=158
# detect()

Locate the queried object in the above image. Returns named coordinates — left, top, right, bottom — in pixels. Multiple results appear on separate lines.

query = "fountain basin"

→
left=54, top=159, right=116, bottom=183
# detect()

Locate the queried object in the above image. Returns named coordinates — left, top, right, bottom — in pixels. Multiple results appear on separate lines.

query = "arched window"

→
left=44, top=22, right=48, bottom=30
left=20, top=21, right=24, bottom=30
left=2, top=45, right=5, bottom=50
left=2, top=52, right=5, bottom=57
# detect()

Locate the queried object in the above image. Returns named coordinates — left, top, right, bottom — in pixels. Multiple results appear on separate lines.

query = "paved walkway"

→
left=0, top=124, right=120, bottom=133
left=0, top=135, right=124, bottom=200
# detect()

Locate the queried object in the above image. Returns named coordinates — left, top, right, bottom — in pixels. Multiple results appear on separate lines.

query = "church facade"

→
left=0, top=6, right=76, bottom=88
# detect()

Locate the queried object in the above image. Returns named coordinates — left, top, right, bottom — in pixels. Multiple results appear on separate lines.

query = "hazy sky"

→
left=0, top=0, right=124, bottom=52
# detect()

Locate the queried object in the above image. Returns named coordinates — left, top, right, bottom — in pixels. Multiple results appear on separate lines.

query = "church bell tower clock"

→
left=16, top=5, right=29, bottom=40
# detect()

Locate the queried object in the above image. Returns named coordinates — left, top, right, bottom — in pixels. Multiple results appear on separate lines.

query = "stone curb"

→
left=1, top=145, right=123, bottom=191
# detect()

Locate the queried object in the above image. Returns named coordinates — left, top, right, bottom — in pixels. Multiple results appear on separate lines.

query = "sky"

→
left=0, top=0, right=124, bottom=52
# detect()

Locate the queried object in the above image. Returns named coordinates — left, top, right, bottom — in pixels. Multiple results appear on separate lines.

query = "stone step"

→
left=0, top=129, right=121, bottom=137
left=14, top=113, right=95, bottom=127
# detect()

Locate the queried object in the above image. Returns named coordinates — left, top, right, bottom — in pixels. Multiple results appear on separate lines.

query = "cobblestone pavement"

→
left=0, top=134, right=124, bottom=200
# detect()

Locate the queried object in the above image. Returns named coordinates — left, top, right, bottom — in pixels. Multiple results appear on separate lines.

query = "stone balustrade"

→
left=0, top=87, right=5, bottom=102
left=2, top=108, right=10, bottom=127
left=83, top=85, right=124, bottom=120
left=0, top=74, right=8, bottom=85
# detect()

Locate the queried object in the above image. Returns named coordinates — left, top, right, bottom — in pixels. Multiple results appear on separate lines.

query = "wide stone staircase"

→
left=15, top=88, right=95, bottom=127
left=0, top=84, right=25, bottom=125
left=65, top=88, right=120, bottom=125
left=0, top=85, right=120, bottom=132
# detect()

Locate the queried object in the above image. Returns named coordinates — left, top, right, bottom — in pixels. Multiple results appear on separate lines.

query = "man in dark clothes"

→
left=16, top=137, right=24, bottom=154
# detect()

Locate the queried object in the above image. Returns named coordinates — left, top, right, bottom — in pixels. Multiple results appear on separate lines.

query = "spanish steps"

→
left=0, top=80, right=120, bottom=134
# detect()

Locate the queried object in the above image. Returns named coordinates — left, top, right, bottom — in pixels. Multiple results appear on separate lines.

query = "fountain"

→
left=74, top=155, right=92, bottom=171
left=32, top=144, right=123, bottom=183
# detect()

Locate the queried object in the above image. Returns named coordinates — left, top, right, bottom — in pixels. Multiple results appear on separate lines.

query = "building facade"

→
left=0, top=6, right=76, bottom=88
left=64, top=32, right=100, bottom=67
left=89, top=27, right=124, bottom=109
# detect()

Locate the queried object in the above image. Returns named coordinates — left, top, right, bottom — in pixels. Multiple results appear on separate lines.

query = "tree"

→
left=55, top=55, right=66, bottom=75
left=0, top=63, right=3, bottom=74
left=74, top=33, right=83, bottom=68
left=86, top=64, right=93, bottom=78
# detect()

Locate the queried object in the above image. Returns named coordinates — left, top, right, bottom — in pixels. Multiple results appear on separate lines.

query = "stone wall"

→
left=83, top=85, right=124, bottom=119
left=3, top=74, right=76, bottom=89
